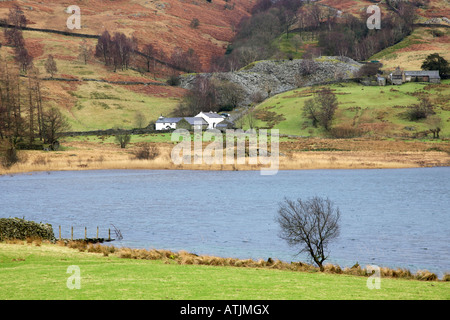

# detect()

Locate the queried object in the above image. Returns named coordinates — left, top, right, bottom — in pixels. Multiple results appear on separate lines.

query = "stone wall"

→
left=0, top=218, right=55, bottom=241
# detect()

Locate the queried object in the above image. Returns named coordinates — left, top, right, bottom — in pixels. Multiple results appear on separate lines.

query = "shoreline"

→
left=1, top=138, right=449, bottom=175
left=1, top=241, right=447, bottom=281
left=1, top=150, right=449, bottom=176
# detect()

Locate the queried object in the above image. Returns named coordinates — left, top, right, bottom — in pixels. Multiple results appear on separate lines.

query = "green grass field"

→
left=251, top=80, right=450, bottom=137
left=64, top=81, right=180, bottom=131
left=0, top=243, right=448, bottom=300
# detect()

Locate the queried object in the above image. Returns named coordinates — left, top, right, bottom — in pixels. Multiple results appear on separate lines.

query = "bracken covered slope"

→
left=0, top=0, right=255, bottom=70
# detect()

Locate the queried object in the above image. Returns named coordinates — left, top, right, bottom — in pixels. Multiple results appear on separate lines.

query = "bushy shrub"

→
left=132, top=143, right=159, bottom=160
left=329, top=125, right=365, bottom=138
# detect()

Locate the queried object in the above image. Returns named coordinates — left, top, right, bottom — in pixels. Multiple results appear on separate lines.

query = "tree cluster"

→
left=95, top=30, right=138, bottom=72
left=95, top=31, right=202, bottom=75
left=302, top=87, right=338, bottom=131
left=212, top=0, right=304, bottom=71
left=213, top=0, right=421, bottom=71
left=0, top=59, right=70, bottom=167
left=2, top=5, right=33, bottom=72
left=174, top=75, right=245, bottom=116
left=421, top=53, right=449, bottom=79
left=169, top=46, right=202, bottom=73
left=318, top=2, right=417, bottom=61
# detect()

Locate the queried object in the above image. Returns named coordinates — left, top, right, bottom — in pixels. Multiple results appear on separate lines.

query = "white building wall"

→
left=196, top=112, right=224, bottom=130
left=155, top=122, right=177, bottom=130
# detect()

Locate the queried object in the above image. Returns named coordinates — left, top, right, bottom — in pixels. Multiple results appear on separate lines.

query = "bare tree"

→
left=16, top=46, right=33, bottom=72
left=95, top=30, right=112, bottom=65
left=78, top=39, right=92, bottom=65
left=142, top=43, right=155, bottom=73
left=4, top=5, right=27, bottom=48
left=114, top=129, right=131, bottom=148
left=41, top=107, right=71, bottom=145
left=246, top=110, right=256, bottom=129
left=291, top=34, right=303, bottom=52
left=316, top=88, right=338, bottom=131
left=277, top=196, right=341, bottom=271
left=134, top=111, right=147, bottom=129
left=426, top=116, right=442, bottom=139
left=45, top=55, right=57, bottom=78
left=302, top=88, right=338, bottom=131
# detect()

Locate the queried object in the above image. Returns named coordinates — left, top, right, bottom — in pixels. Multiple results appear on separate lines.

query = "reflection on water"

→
left=1, top=168, right=449, bottom=276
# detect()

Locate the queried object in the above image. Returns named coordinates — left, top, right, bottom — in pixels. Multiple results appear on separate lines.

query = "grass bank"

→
left=0, top=242, right=448, bottom=300
left=252, top=80, right=450, bottom=137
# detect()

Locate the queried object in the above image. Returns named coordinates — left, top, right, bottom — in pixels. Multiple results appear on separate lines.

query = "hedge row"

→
left=0, top=218, right=55, bottom=241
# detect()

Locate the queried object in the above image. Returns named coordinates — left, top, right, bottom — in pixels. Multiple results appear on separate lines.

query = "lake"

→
left=1, top=168, right=449, bottom=277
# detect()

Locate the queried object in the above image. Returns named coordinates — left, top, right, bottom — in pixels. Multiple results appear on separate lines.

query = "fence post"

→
left=85, top=227, right=87, bottom=240
left=71, top=226, right=73, bottom=241
left=108, top=228, right=111, bottom=241
left=59, top=225, right=61, bottom=241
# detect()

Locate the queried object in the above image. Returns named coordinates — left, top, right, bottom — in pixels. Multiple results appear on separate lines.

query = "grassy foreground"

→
left=0, top=242, right=448, bottom=300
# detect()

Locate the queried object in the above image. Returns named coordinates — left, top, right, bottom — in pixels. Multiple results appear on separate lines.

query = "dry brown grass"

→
left=1, top=138, right=449, bottom=176
left=46, top=241, right=444, bottom=281
left=415, top=270, right=439, bottom=281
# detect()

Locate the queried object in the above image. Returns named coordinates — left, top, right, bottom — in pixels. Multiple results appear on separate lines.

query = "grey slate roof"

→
left=156, top=117, right=183, bottom=123
left=201, top=112, right=224, bottom=119
left=183, top=117, right=208, bottom=125
left=216, top=120, right=233, bottom=127
left=404, top=70, right=440, bottom=78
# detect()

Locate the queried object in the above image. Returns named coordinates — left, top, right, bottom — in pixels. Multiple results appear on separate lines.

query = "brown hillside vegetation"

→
left=0, top=0, right=255, bottom=70
left=0, top=0, right=254, bottom=130
left=317, top=0, right=450, bottom=19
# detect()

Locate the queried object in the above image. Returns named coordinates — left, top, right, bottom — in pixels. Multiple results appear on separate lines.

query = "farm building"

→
left=389, top=67, right=441, bottom=85
left=155, top=112, right=232, bottom=131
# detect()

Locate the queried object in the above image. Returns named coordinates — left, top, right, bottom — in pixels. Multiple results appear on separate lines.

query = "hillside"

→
left=179, top=56, right=362, bottom=104
left=317, top=0, right=450, bottom=19
left=0, top=0, right=255, bottom=70
left=0, top=0, right=256, bottom=131
left=370, top=26, right=450, bottom=70
left=0, top=0, right=449, bottom=134
left=251, top=80, right=450, bottom=138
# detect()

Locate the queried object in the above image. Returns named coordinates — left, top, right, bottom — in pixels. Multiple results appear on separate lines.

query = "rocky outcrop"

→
left=178, top=57, right=362, bottom=105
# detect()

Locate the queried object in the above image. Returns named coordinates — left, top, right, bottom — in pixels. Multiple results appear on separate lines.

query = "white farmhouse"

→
left=195, top=111, right=224, bottom=129
left=155, top=115, right=208, bottom=131
left=155, top=116, right=183, bottom=130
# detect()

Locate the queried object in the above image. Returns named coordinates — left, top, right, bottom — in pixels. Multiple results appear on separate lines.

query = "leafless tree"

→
left=16, top=46, right=33, bottom=72
left=45, top=55, right=57, bottom=78
left=4, top=5, right=27, bottom=48
left=114, top=129, right=131, bottom=149
left=291, top=34, right=303, bottom=52
left=426, top=116, right=441, bottom=139
left=246, top=110, right=256, bottom=129
left=133, top=111, right=146, bottom=129
left=41, top=107, right=71, bottom=144
left=78, top=39, right=92, bottom=65
left=277, top=196, right=341, bottom=271
left=95, top=30, right=112, bottom=65
left=303, top=88, right=338, bottom=131
left=142, top=43, right=156, bottom=73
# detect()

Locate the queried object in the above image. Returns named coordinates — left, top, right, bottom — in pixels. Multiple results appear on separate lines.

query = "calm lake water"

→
left=1, top=168, right=449, bottom=276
